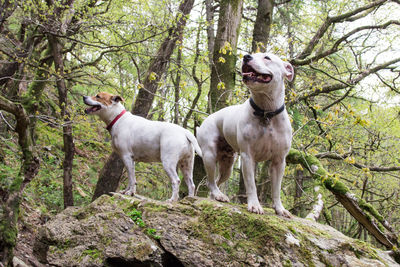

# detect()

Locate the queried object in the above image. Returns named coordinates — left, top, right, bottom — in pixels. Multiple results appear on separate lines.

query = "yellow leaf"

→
left=149, top=72, right=157, bottom=81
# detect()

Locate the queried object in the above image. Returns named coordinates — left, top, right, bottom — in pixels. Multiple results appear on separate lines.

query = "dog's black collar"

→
left=249, top=98, right=285, bottom=122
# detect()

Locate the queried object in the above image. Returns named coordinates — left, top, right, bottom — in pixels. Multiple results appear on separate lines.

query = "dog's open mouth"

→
left=242, top=64, right=273, bottom=83
left=85, top=105, right=101, bottom=114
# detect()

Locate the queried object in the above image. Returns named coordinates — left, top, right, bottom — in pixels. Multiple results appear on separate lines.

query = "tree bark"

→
left=305, top=193, right=324, bottom=221
left=92, top=152, right=126, bottom=200
left=251, top=0, right=274, bottom=53
left=286, top=148, right=399, bottom=253
left=132, top=0, right=195, bottom=117
left=257, top=161, right=271, bottom=204
left=208, top=0, right=244, bottom=112
left=173, top=35, right=183, bottom=125
left=205, top=0, right=215, bottom=63
left=92, top=0, right=195, bottom=200
left=48, top=34, right=75, bottom=208
left=292, top=169, right=304, bottom=216
left=0, top=96, right=40, bottom=266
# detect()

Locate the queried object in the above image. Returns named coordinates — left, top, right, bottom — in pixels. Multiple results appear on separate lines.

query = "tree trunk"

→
left=208, top=0, right=243, bottom=112
left=292, top=169, right=304, bottom=216
left=257, top=161, right=271, bottom=204
left=251, top=0, right=274, bottom=52
left=286, top=148, right=399, bottom=256
left=173, top=35, right=183, bottom=125
left=238, top=170, right=247, bottom=204
left=48, top=34, right=75, bottom=208
left=0, top=97, right=40, bottom=266
left=132, top=0, right=195, bottom=117
left=205, top=0, right=215, bottom=64
left=305, top=193, right=324, bottom=221
left=92, top=152, right=126, bottom=200
left=92, top=0, right=195, bottom=201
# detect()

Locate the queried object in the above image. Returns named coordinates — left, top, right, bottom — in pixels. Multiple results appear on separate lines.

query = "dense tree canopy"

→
left=0, top=0, right=399, bottom=265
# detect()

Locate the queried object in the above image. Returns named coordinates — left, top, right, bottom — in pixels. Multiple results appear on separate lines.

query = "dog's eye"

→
left=96, top=95, right=100, bottom=98
left=264, top=56, right=271, bottom=60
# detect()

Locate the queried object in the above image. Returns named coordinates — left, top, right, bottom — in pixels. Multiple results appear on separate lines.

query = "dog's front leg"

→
left=270, top=158, right=292, bottom=218
left=120, top=154, right=136, bottom=196
left=241, top=152, right=264, bottom=214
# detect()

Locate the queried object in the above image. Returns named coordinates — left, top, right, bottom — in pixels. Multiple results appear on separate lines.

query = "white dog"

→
left=83, top=92, right=202, bottom=201
left=197, top=53, right=294, bottom=217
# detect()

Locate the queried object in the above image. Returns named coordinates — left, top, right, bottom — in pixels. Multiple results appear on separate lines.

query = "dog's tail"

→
left=185, top=131, right=203, bottom=158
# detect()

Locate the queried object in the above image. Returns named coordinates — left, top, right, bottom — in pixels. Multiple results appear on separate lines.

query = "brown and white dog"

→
left=83, top=92, right=202, bottom=201
left=196, top=53, right=294, bottom=217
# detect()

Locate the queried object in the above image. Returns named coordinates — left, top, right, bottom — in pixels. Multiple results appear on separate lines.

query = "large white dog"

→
left=83, top=92, right=202, bottom=201
left=197, top=53, right=294, bottom=217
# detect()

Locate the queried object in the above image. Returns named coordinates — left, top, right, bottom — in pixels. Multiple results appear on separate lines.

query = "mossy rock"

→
left=34, top=194, right=398, bottom=267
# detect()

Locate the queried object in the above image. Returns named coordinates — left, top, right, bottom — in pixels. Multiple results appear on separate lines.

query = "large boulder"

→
left=34, top=194, right=398, bottom=266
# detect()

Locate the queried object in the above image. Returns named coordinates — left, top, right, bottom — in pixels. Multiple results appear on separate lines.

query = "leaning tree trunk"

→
left=0, top=96, right=40, bottom=266
left=92, top=0, right=195, bottom=201
left=286, top=148, right=399, bottom=260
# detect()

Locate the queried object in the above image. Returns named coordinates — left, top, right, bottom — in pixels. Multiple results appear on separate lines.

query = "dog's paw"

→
left=248, top=203, right=264, bottom=214
left=120, top=188, right=135, bottom=196
left=166, top=197, right=179, bottom=203
left=211, top=192, right=230, bottom=202
left=275, top=208, right=292, bottom=218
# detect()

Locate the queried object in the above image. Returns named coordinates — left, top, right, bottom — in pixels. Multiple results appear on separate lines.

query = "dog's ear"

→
left=283, top=62, right=294, bottom=82
left=112, top=95, right=124, bottom=103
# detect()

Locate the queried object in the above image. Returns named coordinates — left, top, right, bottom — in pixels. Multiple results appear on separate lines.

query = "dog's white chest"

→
left=242, top=118, right=291, bottom=162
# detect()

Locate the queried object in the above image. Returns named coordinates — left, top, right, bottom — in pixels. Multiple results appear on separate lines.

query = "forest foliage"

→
left=0, top=0, right=400, bottom=264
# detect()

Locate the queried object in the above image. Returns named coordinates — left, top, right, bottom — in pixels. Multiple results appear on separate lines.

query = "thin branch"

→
left=296, top=0, right=388, bottom=60
left=293, top=20, right=400, bottom=66
left=316, top=151, right=400, bottom=172
left=0, top=111, right=15, bottom=130
left=289, top=56, right=400, bottom=105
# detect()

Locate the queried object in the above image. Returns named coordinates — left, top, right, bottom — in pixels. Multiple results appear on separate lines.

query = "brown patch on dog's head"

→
left=91, top=92, right=124, bottom=106
left=83, top=92, right=124, bottom=114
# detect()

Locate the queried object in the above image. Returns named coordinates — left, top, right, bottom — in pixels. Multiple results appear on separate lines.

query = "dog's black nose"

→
left=243, top=54, right=253, bottom=63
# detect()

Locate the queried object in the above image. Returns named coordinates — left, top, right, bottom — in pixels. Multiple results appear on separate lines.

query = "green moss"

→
left=0, top=220, right=18, bottom=247
left=340, top=240, right=379, bottom=261
left=283, top=259, right=293, bottom=267
left=299, top=245, right=315, bottom=267
left=9, top=176, right=23, bottom=193
left=141, top=202, right=168, bottom=213
left=109, top=194, right=141, bottom=210
left=126, top=241, right=154, bottom=261
left=220, top=241, right=233, bottom=254
left=358, top=199, right=385, bottom=222
left=81, top=248, right=102, bottom=262
left=186, top=200, right=290, bottom=256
